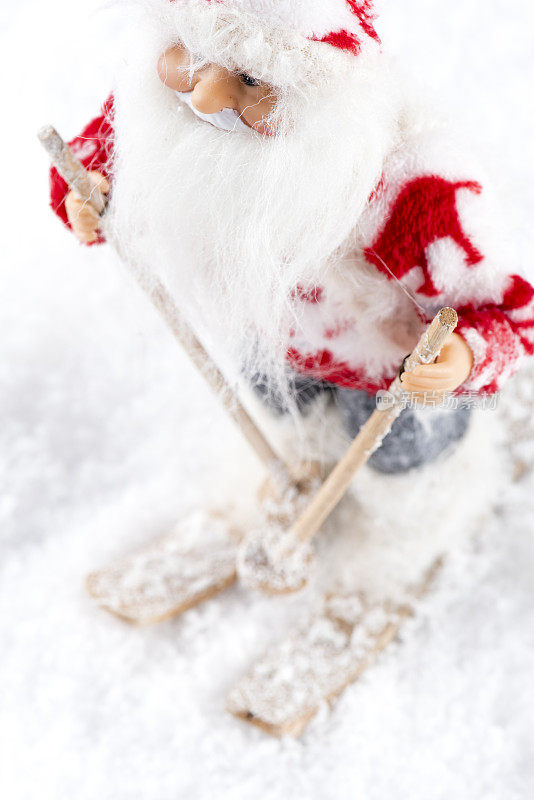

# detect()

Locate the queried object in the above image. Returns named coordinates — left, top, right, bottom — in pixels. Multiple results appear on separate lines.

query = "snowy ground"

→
left=2, top=1, right=534, bottom=798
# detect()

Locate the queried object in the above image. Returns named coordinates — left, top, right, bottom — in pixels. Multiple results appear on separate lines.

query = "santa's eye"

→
left=239, top=72, right=260, bottom=87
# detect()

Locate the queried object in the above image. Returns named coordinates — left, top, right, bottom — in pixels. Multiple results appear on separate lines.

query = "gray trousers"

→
left=251, top=373, right=471, bottom=475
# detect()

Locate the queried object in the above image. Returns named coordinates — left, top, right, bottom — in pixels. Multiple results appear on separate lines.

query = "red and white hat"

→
left=169, top=0, right=379, bottom=56
left=281, top=0, right=380, bottom=55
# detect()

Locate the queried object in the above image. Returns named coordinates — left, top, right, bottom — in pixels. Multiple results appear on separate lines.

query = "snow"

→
left=2, top=0, right=534, bottom=798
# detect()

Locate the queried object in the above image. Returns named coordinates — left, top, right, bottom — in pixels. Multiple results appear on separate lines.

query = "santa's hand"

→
left=399, top=332, right=473, bottom=405
left=65, top=171, right=109, bottom=244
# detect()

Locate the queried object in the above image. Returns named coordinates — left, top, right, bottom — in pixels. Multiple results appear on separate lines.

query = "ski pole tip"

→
left=37, top=124, right=56, bottom=142
left=439, top=307, right=458, bottom=329
left=37, top=125, right=64, bottom=158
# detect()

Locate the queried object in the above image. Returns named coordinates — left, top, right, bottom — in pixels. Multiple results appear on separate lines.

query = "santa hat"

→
left=169, top=0, right=380, bottom=56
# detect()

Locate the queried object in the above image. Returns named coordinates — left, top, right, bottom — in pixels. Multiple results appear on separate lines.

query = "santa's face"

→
left=109, top=1, right=400, bottom=387
left=157, top=42, right=279, bottom=135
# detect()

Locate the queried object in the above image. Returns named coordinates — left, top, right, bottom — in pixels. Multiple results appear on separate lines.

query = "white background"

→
left=1, top=1, right=534, bottom=798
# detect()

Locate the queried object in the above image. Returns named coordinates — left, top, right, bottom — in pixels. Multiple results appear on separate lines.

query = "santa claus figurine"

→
left=49, top=0, right=533, bottom=536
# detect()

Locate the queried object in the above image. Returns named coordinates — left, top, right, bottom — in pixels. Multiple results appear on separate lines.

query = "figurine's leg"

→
left=249, top=371, right=337, bottom=415
left=317, top=404, right=504, bottom=605
left=336, top=389, right=471, bottom=474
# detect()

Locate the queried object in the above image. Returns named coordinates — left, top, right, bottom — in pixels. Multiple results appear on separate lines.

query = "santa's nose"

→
left=192, top=66, right=236, bottom=114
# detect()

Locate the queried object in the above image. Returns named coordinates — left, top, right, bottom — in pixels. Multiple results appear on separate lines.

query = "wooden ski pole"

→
left=38, top=125, right=295, bottom=492
left=286, top=308, right=458, bottom=548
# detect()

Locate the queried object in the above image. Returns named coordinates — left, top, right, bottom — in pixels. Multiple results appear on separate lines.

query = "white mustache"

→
left=175, top=90, right=250, bottom=133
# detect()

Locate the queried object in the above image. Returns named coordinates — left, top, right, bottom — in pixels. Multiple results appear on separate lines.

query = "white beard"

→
left=108, top=12, right=401, bottom=396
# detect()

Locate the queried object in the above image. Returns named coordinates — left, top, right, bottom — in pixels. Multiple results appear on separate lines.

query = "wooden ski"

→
left=86, top=512, right=239, bottom=625
left=227, top=562, right=440, bottom=736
